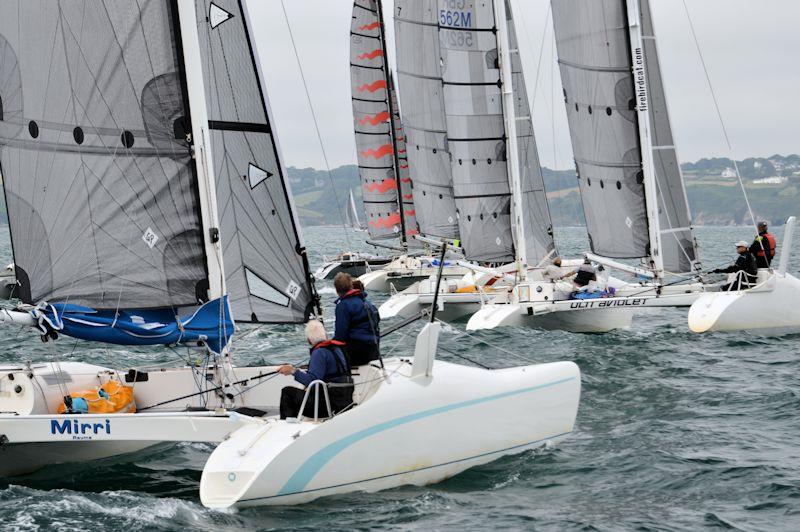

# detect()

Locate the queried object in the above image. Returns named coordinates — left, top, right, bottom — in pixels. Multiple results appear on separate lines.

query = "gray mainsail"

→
left=350, top=0, right=403, bottom=240
left=640, top=0, right=698, bottom=273
left=0, top=1, right=207, bottom=309
left=438, top=0, right=554, bottom=263
left=195, top=0, right=315, bottom=323
left=439, top=1, right=514, bottom=262
left=552, top=0, right=650, bottom=260
left=395, top=0, right=459, bottom=240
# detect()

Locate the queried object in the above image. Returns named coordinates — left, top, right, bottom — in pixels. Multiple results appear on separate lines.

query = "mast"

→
left=494, top=0, right=527, bottom=275
left=625, top=0, right=664, bottom=280
left=175, top=0, right=226, bottom=302
left=376, top=0, right=408, bottom=246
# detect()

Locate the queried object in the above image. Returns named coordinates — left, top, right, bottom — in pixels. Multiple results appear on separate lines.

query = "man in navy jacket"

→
left=278, top=320, right=353, bottom=419
left=332, top=273, right=380, bottom=366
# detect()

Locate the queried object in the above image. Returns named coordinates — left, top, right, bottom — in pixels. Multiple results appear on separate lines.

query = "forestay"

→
left=639, top=0, right=698, bottom=273
left=350, top=0, right=403, bottom=240
left=395, top=0, right=459, bottom=240
left=195, top=0, right=315, bottom=322
left=438, top=0, right=554, bottom=263
left=552, top=0, right=650, bottom=260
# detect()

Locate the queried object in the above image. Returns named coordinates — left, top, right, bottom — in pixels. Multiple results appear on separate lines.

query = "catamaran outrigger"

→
left=0, top=0, right=581, bottom=507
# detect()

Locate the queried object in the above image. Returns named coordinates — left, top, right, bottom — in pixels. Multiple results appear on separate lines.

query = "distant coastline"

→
left=287, top=154, right=800, bottom=228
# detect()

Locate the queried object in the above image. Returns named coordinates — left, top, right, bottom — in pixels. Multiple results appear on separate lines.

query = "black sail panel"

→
left=0, top=0, right=207, bottom=309
left=195, top=0, right=314, bottom=323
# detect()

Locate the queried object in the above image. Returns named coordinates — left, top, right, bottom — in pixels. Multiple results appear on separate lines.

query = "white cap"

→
left=735, top=240, right=749, bottom=248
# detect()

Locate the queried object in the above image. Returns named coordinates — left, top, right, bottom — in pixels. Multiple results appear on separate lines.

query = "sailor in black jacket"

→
left=713, top=240, right=758, bottom=291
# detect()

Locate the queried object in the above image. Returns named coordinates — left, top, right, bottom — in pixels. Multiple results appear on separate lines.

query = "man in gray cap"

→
left=712, top=241, right=758, bottom=291
left=750, top=221, right=776, bottom=268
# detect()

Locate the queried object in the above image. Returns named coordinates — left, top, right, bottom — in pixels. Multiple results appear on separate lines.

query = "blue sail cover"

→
left=30, top=297, right=234, bottom=355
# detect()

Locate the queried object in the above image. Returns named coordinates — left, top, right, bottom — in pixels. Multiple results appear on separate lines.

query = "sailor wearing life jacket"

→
left=277, top=320, right=354, bottom=420
left=750, top=221, right=776, bottom=269
left=713, top=240, right=758, bottom=291
left=332, top=272, right=380, bottom=367
left=571, top=258, right=597, bottom=288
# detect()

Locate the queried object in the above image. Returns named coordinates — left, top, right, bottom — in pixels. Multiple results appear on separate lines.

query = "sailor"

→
left=571, top=258, right=597, bottom=288
left=750, top=221, right=776, bottom=268
left=713, top=240, right=758, bottom=291
left=277, top=320, right=354, bottom=420
left=333, top=272, right=381, bottom=366
left=544, top=257, right=571, bottom=281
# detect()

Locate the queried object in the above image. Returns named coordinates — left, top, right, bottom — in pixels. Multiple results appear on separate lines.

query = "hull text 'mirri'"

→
left=50, top=419, right=111, bottom=438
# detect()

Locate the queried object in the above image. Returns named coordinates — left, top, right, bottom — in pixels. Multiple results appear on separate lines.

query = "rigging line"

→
left=279, top=0, right=351, bottom=248
left=680, top=0, right=759, bottom=237
left=442, top=323, right=541, bottom=366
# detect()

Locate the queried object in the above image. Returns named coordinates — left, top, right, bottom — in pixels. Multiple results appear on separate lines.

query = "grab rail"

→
left=297, top=380, right=332, bottom=422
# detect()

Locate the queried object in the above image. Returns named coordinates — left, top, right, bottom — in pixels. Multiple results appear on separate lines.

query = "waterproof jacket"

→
left=293, top=340, right=350, bottom=387
left=719, top=251, right=758, bottom=278
left=334, top=289, right=380, bottom=345
left=751, top=231, right=776, bottom=268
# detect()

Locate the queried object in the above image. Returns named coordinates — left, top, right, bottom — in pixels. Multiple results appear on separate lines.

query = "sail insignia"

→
left=209, top=3, right=234, bottom=29
left=247, top=163, right=272, bottom=189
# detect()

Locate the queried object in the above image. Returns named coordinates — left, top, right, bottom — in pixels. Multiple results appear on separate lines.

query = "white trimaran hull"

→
left=380, top=260, right=710, bottom=332
left=688, top=217, right=799, bottom=335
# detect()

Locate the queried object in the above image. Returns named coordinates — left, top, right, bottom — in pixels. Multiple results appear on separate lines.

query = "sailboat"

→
left=466, top=0, right=714, bottom=333
left=346, top=188, right=367, bottom=232
left=0, top=0, right=581, bottom=507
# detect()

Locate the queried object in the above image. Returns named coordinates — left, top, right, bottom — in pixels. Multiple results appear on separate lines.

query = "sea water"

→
left=0, top=225, right=798, bottom=531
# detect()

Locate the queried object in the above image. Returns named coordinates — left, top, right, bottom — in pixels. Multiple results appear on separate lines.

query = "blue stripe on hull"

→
left=273, top=375, right=576, bottom=497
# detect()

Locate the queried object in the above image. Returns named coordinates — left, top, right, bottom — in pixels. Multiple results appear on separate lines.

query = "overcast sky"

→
left=248, top=0, right=800, bottom=171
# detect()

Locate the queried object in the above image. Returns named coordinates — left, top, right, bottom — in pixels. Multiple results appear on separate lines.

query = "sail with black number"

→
left=437, top=0, right=554, bottom=263
left=552, top=0, right=697, bottom=273
left=394, top=0, right=459, bottom=240
left=195, top=0, right=316, bottom=323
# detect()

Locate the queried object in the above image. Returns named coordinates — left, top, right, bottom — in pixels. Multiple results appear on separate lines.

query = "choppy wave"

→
left=1, top=226, right=798, bottom=530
